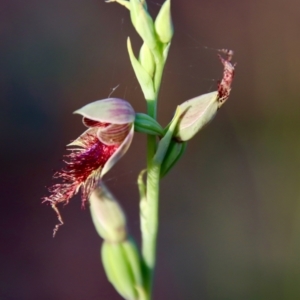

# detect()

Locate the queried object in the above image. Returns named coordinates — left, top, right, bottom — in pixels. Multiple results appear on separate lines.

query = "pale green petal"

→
left=97, top=123, right=132, bottom=145
left=74, top=98, right=135, bottom=124
left=102, top=125, right=134, bottom=176
left=175, top=91, right=219, bottom=141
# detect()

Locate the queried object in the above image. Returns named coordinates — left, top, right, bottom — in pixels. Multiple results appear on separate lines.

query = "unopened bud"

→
left=154, top=0, right=173, bottom=44
left=127, top=37, right=156, bottom=100
left=139, top=43, right=155, bottom=78
left=130, top=0, right=157, bottom=50
left=102, top=240, right=144, bottom=300
left=90, top=184, right=127, bottom=243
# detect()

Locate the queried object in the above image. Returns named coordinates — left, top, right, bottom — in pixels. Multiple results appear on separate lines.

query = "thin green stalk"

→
left=142, top=58, right=166, bottom=298
left=153, top=58, right=165, bottom=93
left=143, top=163, right=160, bottom=296
left=142, top=99, right=159, bottom=297
left=146, top=99, right=157, bottom=166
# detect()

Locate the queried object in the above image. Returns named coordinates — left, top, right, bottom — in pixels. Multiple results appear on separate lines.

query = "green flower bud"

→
left=160, top=140, right=187, bottom=177
left=101, top=240, right=144, bottom=300
left=121, top=239, right=144, bottom=290
left=139, top=43, right=155, bottom=78
left=154, top=0, right=173, bottom=44
left=134, top=113, right=164, bottom=136
left=130, top=0, right=157, bottom=50
left=107, top=0, right=161, bottom=58
left=90, top=184, right=127, bottom=243
left=175, top=91, right=219, bottom=142
left=127, top=37, right=155, bottom=100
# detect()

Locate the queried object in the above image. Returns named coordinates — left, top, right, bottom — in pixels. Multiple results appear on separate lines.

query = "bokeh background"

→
left=1, top=0, right=300, bottom=299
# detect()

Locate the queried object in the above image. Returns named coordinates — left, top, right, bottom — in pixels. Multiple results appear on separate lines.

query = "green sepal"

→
left=160, top=140, right=187, bottom=178
left=154, top=0, right=173, bottom=44
left=134, top=113, right=164, bottom=136
left=153, top=106, right=181, bottom=165
left=162, top=42, right=171, bottom=61
left=127, top=37, right=155, bottom=100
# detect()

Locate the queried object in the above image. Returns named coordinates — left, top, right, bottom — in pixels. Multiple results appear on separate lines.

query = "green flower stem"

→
left=143, top=162, right=160, bottom=297
left=146, top=100, right=157, bottom=165
left=142, top=57, right=166, bottom=298
left=145, top=55, right=164, bottom=165
left=143, top=99, right=159, bottom=297
left=153, top=57, right=165, bottom=94
left=142, top=104, right=180, bottom=300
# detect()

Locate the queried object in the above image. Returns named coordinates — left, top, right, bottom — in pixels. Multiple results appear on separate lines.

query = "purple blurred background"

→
left=1, top=0, right=300, bottom=299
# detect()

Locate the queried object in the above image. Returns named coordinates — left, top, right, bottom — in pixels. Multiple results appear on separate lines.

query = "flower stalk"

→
left=141, top=107, right=181, bottom=292
left=106, top=1, right=175, bottom=296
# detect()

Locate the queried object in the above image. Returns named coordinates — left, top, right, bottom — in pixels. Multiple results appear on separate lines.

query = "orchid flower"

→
left=175, top=50, right=235, bottom=142
left=43, top=98, right=135, bottom=236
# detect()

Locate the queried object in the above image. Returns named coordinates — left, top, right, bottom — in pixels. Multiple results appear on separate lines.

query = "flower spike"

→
left=43, top=98, right=135, bottom=236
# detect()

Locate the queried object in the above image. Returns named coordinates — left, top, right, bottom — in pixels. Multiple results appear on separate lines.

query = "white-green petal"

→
left=175, top=91, right=219, bottom=141
left=97, top=123, right=132, bottom=145
left=74, top=98, right=135, bottom=125
left=102, top=125, right=134, bottom=176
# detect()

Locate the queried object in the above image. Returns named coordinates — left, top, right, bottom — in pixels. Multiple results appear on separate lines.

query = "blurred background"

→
left=1, top=0, right=300, bottom=299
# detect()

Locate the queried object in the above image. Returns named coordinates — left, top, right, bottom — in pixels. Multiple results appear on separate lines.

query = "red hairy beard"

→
left=43, top=132, right=118, bottom=236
